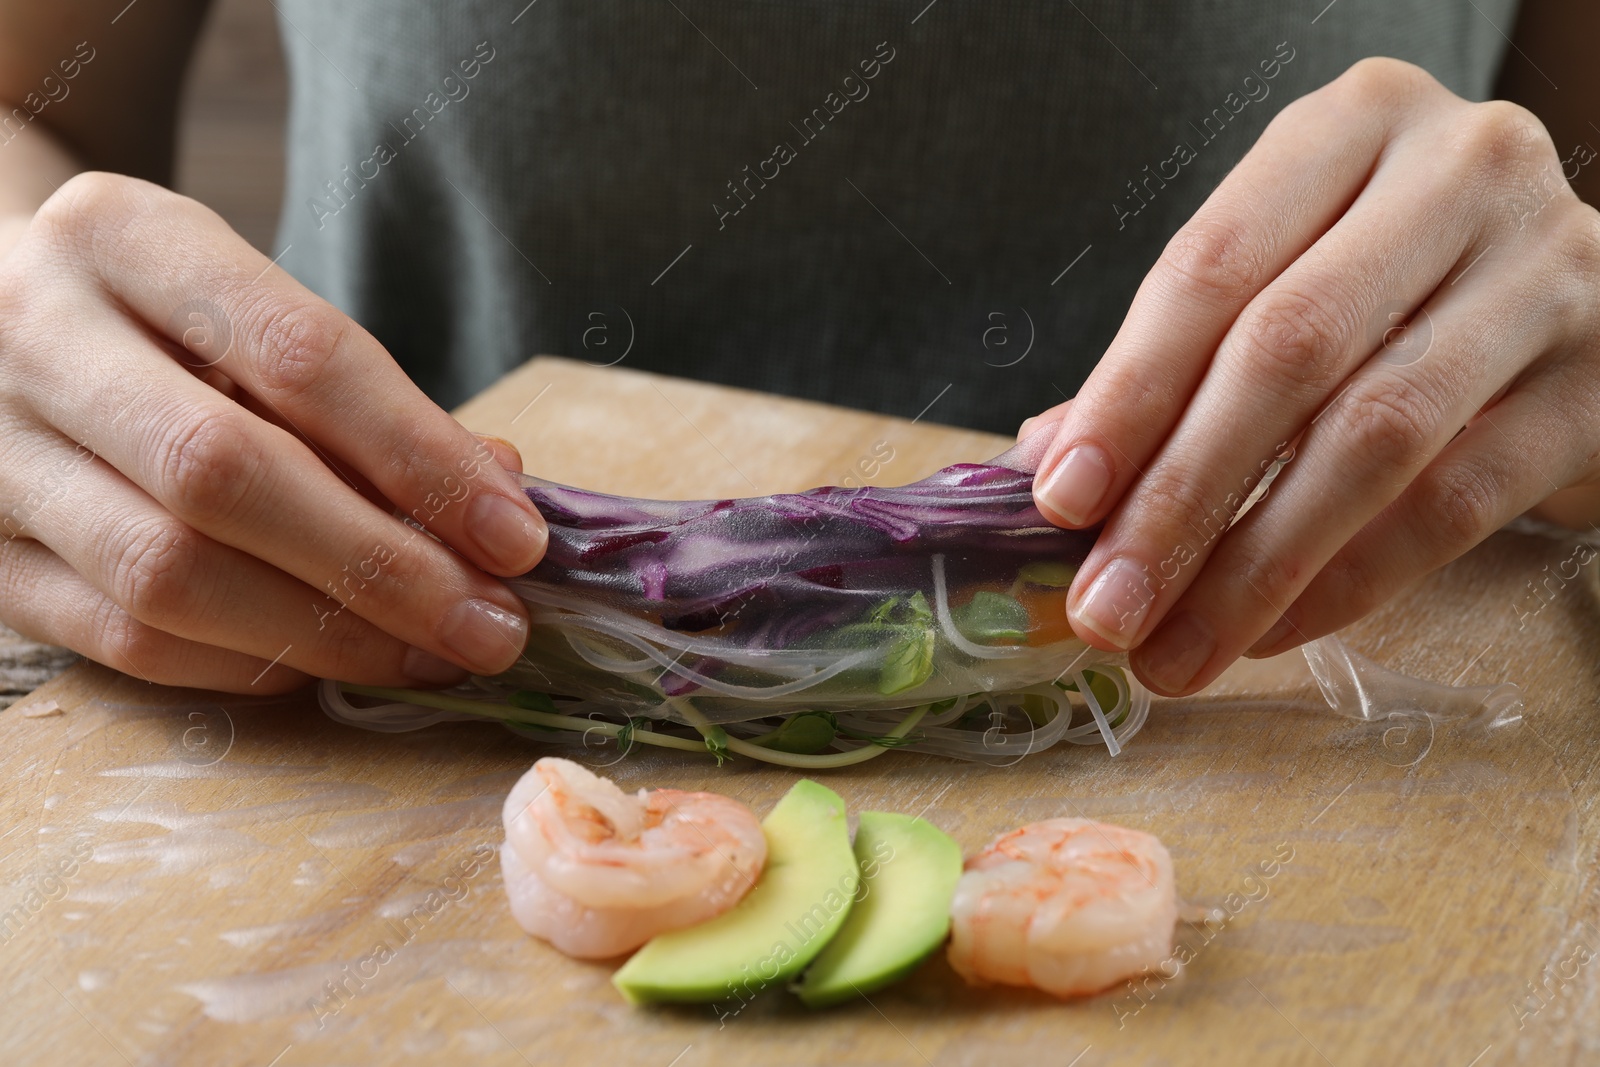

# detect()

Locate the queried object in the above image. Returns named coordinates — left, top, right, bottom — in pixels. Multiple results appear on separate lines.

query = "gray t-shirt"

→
left=273, top=0, right=1516, bottom=434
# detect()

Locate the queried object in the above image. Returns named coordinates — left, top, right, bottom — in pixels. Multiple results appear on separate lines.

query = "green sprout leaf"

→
left=1057, top=670, right=1128, bottom=727
left=827, top=596, right=939, bottom=695
left=703, top=725, right=731, bottom=766
left=954, top=590, right=1031, bottom=645
left=509, top=690, right=559, bottom=713
left=1018, top=561, right=1078, bottom=588
left=1020, top=691, right=1056, bottom=726
left=759, top=711, right=839, bottom=754
left=867, top=596, right=903, bottom=625
left=615, top=716, right=655, bottom=757
left=865, top=593, right=932, bottom=627
left=905, top=591, right=933, bottom=626
left=879, top=628, right=935, bottom=695
left=505, top=690, right=564, bottom=731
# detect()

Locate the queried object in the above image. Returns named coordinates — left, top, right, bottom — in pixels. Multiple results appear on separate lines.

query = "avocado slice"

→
left=794, top=811, right=963, bottom=1007
left=612, top=779, right=857, bottom=1004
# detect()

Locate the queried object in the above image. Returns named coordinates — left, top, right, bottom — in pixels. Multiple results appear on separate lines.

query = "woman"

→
left=0, top=0, right=1593, bottom=699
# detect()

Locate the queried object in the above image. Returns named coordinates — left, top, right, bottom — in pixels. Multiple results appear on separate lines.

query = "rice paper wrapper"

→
left=321, top=422, right=1522, bottom=762
left=492, top=425, right=1151, bottom=756
left=319, top=428, right=1143, bottom=760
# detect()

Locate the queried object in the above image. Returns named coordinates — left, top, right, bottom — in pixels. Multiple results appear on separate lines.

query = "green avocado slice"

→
left=612, top=779, right=857, bottom=1005
left=794, top=811, right=963, bottom=1008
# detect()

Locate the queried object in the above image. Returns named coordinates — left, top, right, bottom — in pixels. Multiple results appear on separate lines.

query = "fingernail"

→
left=1134, top=611, right=1215, bottom=695
left=1035, top=444, right=1114, bottom=527
left=403, top=646, right=468, bottom=686
left=474, top=432, right=524, bottom=472
left=1246, top=615, right=1296, bottom=658
left=440, top=597, right=529, bottom=674
left=468, top=493, right=546, bottom=574
left=1072, top=557, right=1155, bottom=648
left=1017, top=416, right=1039, bottom=440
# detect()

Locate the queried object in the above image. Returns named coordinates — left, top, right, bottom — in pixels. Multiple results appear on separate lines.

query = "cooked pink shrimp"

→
left=500, top=757, right=766, bottom=959
left=948, top=818, right=1177, bottom=998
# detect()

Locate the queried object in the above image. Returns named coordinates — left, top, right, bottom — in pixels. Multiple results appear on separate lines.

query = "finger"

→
left=1129, top=233, right=1571, bottom=694
left=474, top=433, right=524, bottom=473
left=0, top=536, right=312, bottom=695
left=219, top=415, right=522, bottom=515
left=1018, top=400, right=1071, bottom=441
left=240, top=403, right=523, bottom=512
left=1033, top=59, right=1447, bottom=530
left=21, top=311, right=531, bottom=677
left=0, top=428, right=469, bottom=687
left=1528, top=482, right=1600, bottom=528
left=1248, top=352, right=1600, bottom=658
left=232, top=411, right=521, bottom=518
left=1068, top=97, right=1518, bottom=655
left=38, top=172, right=547, bottom=577
left=231, top=385, right=392, bottom=510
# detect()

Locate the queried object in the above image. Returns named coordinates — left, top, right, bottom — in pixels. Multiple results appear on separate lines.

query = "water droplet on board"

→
left=93, top=828, right=270, bottom=875
left=1344, top=895, right=1391, bottom=919
left=98, top=761, right=325, bottom=780
left=77, top=969, right=113, bottom=991
left=309, top=796, right=500, bottom=850
left=220, top=906, right=361, bottom=948
left=292, top=858, right=331, bottom=887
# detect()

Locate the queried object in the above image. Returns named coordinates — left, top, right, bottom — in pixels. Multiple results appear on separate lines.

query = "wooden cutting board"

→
left=4, top=356, right=1599, bottom=1066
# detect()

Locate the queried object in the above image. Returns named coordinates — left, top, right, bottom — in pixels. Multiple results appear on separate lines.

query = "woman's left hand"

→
left=1027, top=57, right=1600, bottom=696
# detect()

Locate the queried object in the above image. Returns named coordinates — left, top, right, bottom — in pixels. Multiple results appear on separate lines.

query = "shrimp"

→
left=500, top=757, right=766, bottom=959
left=947, top=818, right=1177, bottom=998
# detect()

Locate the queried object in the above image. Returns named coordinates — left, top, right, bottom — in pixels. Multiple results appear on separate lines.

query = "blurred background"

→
left=176, top=0, right=286, bottom=253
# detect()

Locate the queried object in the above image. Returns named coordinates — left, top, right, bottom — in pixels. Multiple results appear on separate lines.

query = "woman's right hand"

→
left=0, top=172, right=547, bottom=694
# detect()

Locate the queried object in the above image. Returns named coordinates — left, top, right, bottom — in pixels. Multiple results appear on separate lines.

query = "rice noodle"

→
left=321, top=423, right=1156, bottom=763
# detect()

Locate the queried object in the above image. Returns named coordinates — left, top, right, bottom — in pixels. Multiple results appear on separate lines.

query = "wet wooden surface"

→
left=0, top=626, right=76, bottom=710
left=3, top=356, right=1600, bottom=1066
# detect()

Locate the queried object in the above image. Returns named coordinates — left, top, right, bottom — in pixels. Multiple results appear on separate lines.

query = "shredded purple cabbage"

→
left=515, top=460, right=1096, bottom=644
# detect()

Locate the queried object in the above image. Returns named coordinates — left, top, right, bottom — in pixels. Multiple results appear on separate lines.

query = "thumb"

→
left=1018, top=398, right=1073, bottom=442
